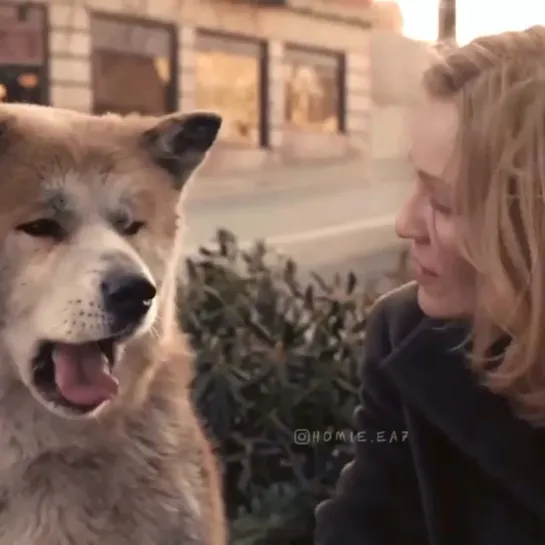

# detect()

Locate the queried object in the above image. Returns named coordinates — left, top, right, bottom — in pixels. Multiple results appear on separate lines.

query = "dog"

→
left=0, top=103, right=226, bottom=545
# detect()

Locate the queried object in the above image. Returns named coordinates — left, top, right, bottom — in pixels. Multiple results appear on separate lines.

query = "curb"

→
left=187, top=159, right=411, bottom=204
left=184, top=214, right=400, bottom=257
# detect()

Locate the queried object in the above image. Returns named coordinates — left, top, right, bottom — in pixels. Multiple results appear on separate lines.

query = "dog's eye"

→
left=121, top=221, right=145, bottom=236
left=16, top=219, right=64, bottom=239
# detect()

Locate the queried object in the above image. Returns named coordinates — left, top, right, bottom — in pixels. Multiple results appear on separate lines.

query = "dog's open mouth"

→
left=31, top=339, right=120, bottom=414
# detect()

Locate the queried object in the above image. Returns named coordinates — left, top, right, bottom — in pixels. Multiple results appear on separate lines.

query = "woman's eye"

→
left=430, top=199, right=452, bottom=215
left=120, top=221, right=145, bottom=236
left=16, top=219, right=64, bottom=239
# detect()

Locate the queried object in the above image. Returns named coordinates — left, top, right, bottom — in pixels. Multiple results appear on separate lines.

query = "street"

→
left=182, top=170, right=412, bottom=286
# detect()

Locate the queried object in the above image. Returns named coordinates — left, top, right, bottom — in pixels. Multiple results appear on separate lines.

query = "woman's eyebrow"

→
left=409, top=152, right=442, bottom=181
left=416, top=169, right=452, bottom=200
left=408, top=152, right=451, bottom=195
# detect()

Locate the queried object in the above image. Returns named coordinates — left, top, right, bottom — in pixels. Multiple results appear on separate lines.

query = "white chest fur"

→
left=0, top=389, right=206, bottom=545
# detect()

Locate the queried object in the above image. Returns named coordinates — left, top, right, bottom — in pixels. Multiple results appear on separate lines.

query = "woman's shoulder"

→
left=367, top=281, right=427, bottom=350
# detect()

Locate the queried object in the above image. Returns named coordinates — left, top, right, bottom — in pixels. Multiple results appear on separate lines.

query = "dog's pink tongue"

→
left=52, top=342, right=118, bottom=406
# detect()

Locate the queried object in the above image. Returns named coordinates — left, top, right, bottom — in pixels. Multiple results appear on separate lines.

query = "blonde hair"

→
left=423, top=26, right=545, bottom=425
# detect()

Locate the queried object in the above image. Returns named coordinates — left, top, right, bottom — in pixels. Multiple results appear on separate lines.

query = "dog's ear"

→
left=140, top=112, right=222, bottom=191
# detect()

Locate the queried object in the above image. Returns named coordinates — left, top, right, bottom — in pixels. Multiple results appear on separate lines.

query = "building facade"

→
left=0, top=0, right=372, bottom=183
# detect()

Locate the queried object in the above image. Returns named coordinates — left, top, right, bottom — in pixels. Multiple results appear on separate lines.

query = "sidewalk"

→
left=184, top=169, right=410, bottom=256
left=186, top=157, right=412, bottom=204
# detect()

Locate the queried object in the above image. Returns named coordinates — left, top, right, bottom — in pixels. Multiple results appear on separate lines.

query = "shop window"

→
left=90, top=14, right=176, bottom=115
left=195, top=30, right=265, bottom=147
left=0, top=3, right=48, bottom=105
left=284, top=45, right=344, bottom=133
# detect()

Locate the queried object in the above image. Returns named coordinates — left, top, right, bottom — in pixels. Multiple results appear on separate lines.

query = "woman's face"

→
left=395, top=98, right=476, bottom=318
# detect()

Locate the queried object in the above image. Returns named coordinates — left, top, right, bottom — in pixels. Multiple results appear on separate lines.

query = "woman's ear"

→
left=139, top=111, right=222, bottom=191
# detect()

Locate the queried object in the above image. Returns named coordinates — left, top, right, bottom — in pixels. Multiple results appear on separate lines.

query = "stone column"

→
left=178, top=25, right=196, bottom=112
left=49, top=3, right=92, bottom=112
left=267, top=40, right=284, bottom=149
left=345, top=38, right=371, bottom=159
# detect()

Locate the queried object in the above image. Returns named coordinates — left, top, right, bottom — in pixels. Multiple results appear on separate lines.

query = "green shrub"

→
left=179, top=228, right=411, bottom=545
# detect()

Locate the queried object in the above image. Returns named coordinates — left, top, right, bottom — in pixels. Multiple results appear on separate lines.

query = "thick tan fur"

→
left=0, top=104, right=226, bottom=544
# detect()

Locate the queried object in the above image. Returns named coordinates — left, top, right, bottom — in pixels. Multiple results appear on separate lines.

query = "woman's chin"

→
left=416, top=284, right=470, bottom=319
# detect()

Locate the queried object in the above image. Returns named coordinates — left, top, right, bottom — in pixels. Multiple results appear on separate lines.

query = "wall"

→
left=368, top=29, right=435, bottom=180
left=371, top=105, right=409, bottom=160
left=35, top=0, right=373, bottom=181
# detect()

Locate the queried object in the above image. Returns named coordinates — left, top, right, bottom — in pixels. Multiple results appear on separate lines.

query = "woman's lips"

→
left=411, top=255, right=439, bottom=280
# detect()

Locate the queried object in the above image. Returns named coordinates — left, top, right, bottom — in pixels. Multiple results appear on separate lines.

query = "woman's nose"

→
left=394, top=187, right=428, bottom=241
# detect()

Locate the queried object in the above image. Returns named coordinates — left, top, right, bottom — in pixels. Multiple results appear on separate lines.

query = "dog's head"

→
left=0, top=104, right=221, bottom=420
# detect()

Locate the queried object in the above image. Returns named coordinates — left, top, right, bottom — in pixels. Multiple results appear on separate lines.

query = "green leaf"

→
left=346, top=271, right=357, bottom=295
left=178, top=239, right=414, bottom=545
left=310, top=271, right=332, bottom=295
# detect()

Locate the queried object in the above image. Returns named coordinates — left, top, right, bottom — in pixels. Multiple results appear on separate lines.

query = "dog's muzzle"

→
left=29, top=272, right=157, bottom=416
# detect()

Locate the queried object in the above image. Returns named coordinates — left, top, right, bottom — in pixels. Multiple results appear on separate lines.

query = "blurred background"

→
left=0, top=0, right=543, bottom=283
left=6, top=1, right=545, bottom=542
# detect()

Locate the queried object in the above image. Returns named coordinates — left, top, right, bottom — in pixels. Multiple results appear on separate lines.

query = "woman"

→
left=315, top=26, right=545, bottom=545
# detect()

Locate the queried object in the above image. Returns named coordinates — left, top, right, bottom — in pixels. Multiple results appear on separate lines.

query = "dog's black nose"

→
left=101, top=273, right=156, bottom=330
